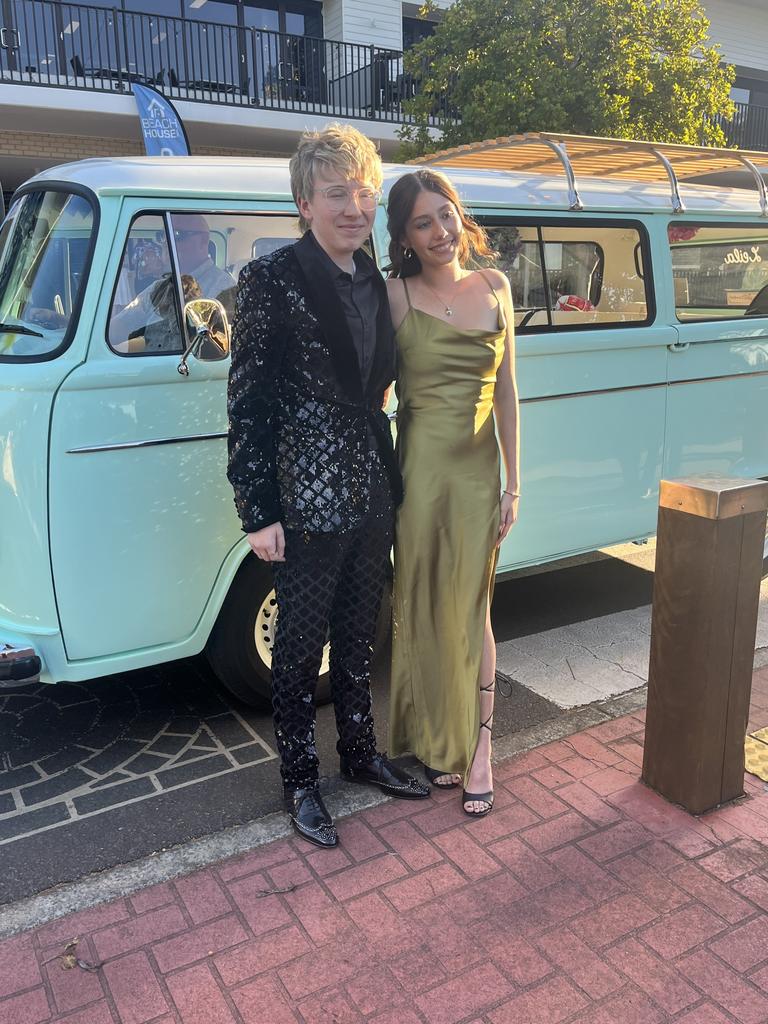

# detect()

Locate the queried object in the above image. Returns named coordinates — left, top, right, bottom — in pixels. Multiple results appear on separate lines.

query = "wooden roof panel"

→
left=415, top=133, right=768, bottom=212
left=413, top=132, right=767, bottom=183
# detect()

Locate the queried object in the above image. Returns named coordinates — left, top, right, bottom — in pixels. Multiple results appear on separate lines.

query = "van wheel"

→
left=206, top=556, right=332, bottom=709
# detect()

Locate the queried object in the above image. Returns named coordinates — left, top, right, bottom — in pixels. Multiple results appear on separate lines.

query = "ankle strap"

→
left=479, top=680, right=495, bottom=732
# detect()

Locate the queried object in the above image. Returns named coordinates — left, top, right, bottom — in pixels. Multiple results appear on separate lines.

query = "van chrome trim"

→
left=520, top=368, right=768, bottom=404
left=651, top=147, right=685, bottom=214
left=485, top=137, right=585, bottom=211
left=736, top=155, right=768, bottom=217
left=668, top=368, right=768, bottom=387
left=69, top=367, right=768, bottom=439
left=520, top=382, right=666, bottom=403
left=66, top=432, right=227, bottom=454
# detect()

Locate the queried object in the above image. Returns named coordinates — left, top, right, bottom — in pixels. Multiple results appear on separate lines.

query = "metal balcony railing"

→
left=713, top=101, right=768, bottom=153
left=0, top=0, right=457, bottom=126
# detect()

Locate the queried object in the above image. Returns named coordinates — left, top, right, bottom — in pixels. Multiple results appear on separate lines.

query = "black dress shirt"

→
left=306, top=231, right=379, bottom=389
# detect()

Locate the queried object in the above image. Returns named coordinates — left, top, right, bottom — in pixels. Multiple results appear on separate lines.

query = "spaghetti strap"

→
left=478, top=269, right=506, bottom=331
left=478, top=269, right=501, bottom=308
left=402, top=277, right=413, bottom=309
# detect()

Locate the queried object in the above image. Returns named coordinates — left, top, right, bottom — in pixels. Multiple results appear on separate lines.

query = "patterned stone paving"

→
left=4, top=667, right=768, bottom=1023
left=0, top=660, right=275, bottom=846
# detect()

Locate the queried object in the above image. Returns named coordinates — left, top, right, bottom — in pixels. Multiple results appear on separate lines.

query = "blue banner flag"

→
left=131, top=84, right=190, bottom=156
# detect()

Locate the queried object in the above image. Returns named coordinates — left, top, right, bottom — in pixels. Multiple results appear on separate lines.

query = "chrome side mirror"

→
left=177, top=298, right=230, bottom=376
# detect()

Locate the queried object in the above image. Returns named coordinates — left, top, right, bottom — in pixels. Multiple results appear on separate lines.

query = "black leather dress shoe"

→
left=284, top=786, right=338, bottom=848
left=340, top=753, right=430, bottom=799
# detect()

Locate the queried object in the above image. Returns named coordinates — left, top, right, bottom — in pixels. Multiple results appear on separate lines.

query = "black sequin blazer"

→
left=227, top=233, right=401, bottom=534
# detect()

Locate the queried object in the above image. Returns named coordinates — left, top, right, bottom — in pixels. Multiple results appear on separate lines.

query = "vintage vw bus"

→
left=2, top=134, right=768, bottom=706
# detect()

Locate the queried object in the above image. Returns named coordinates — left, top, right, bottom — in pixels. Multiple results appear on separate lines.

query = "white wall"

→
left=323, top=0, right=344, bottom=41
left=700, top=1, right=768, bottom=74
left=323, top=0, right=403, bottom=49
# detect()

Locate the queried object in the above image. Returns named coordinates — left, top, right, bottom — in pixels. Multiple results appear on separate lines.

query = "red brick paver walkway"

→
left=5, top=667, right=768, bottom=1023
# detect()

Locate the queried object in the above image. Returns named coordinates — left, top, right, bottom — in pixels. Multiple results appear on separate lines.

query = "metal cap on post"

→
left=642, top=477, right=768, bottom=815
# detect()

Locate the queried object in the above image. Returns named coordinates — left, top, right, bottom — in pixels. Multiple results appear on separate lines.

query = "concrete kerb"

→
left=0, top=684, right=647, bottom=940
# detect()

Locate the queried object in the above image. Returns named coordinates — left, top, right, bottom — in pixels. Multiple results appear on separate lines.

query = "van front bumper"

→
left=0, top=641, right=42, bottom=687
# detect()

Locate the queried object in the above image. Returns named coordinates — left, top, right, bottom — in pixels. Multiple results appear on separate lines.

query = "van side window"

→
left=172, top=210, right=301, bottom=322
left=669, top=223, right=768, bottom=321
left=486, top=221, right=650, bottom=331
left=108, top=215, right=183, bottom=355
left=108, top=212, right=301, bottom=356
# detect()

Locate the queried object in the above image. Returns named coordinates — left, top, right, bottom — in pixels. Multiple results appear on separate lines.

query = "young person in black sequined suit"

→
left=227, top=124, right=429, bottom=848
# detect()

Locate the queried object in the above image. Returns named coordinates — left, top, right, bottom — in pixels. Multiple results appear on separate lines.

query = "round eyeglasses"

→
left=314, top=186, right=381, bottom=212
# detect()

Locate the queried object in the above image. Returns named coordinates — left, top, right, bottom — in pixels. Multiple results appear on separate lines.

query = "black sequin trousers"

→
left=271, top=453, right=393, bottom=789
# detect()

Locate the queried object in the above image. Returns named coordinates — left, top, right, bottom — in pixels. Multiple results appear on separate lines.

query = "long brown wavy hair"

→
left=386, top=169, right=495, bottom=278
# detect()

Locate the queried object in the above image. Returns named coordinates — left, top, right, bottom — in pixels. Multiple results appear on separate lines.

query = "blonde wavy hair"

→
left=289, top=123, right=383, bottom=233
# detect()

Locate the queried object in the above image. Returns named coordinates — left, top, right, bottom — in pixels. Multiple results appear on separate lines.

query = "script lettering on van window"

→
left=723, top=246, right=763, bottom=266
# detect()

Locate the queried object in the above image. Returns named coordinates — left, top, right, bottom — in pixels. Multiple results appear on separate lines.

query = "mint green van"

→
left=2, top=140, right=768, bottom=706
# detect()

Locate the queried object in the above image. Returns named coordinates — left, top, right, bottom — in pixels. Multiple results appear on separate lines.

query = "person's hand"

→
left=497, top=492, right=519, bottom=546
left=247, top=522, right=285, bottom=562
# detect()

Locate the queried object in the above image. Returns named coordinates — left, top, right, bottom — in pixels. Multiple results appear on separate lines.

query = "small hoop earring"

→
left=403, top=247, right=414, bottom=259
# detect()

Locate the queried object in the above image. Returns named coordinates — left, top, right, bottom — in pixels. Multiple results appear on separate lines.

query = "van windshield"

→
left=0, top=190, right=95, bottom=360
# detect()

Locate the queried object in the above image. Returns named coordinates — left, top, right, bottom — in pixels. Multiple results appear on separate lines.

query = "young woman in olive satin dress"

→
left=386, top=169, right=520, bottom=817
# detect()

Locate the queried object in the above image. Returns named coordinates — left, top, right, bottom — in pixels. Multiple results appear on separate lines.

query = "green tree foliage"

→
left=399, top=0, right=734, bottom=158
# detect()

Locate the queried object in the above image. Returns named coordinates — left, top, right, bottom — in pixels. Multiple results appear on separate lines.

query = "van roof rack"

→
left=411, top=132, right=768, bottom=216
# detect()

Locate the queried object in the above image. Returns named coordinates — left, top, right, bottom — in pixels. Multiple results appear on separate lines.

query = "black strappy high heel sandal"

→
left=463, top=680, right=495, bottom=817
left=424, top=765, right=461, bottom=789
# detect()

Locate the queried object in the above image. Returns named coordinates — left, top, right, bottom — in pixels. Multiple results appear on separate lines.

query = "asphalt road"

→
left=0, top=544, right=655, bottom=906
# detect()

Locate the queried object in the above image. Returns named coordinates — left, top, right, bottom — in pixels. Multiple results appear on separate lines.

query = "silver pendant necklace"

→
left=422, top=275, right=465, bottom=317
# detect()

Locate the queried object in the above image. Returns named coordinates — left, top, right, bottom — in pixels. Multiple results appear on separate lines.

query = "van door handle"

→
left=668, top=341, right=690, bottom=352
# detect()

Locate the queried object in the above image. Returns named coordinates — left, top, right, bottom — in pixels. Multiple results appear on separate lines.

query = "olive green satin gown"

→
left=389, top=275, right=506, bottom=782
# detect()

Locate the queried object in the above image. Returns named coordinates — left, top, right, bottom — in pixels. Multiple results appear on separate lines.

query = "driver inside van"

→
left=110, top=213, right=234, bottom=352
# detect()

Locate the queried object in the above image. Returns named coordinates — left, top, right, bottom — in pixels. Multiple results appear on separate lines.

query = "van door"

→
left=479, top=216, right=676, bottom=569
left=48, top=201, right=299, bottom=663
left=663, top=220, right=768, bottom=485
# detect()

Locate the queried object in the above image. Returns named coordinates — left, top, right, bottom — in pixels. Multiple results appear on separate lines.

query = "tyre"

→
left=206, top=555, right=332, bottom=709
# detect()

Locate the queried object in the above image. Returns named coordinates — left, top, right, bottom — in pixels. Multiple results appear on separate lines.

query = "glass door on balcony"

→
left=55, top=1, right=134, bottom=87
left=0, top=0, right=21, bottom=77
left=183, top=0, right=240, bottom=98
left=284, top=8, right=323, bottom=106
left=1, top=0, right=63, bottom=82
left=245, top=2, right=322, bottom=106
left=122, top=0, right=185, bottom=89
left=243, top=6, right=278, bottom=103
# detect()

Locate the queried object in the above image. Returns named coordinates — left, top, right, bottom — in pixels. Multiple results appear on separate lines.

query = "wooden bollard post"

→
left=642, top=477, right=768, bottom=815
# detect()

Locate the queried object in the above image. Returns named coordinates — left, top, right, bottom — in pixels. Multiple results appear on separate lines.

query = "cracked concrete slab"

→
left=497, top=578, right=768, bottom=709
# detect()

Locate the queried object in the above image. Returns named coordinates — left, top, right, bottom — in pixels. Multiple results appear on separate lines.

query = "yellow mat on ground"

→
left=745, top=727, right=768, bottom=781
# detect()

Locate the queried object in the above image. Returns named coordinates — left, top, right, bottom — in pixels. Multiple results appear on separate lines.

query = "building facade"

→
left=0, top=0, right=453, bottom=197
left=702, top=0, right=768, bottom=150
left=0, top=0, right=766, bottom=199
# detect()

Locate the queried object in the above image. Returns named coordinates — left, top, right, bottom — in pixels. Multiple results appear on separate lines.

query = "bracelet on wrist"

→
left=503, top=489, right=520, bottom=498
